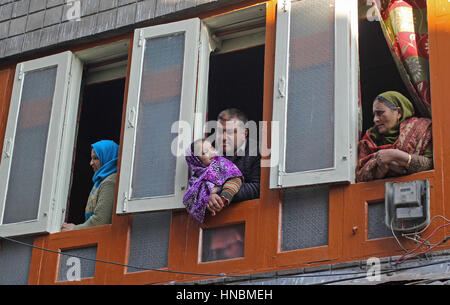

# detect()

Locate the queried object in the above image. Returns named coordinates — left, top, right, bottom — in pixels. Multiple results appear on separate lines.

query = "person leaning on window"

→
left=206, top=108, right=261, bottom=215
left=356, top=91, right=433, bottom=182
left=61, top=140, right=119, bottom=231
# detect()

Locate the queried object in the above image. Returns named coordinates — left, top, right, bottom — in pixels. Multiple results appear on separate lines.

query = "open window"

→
left=0, top=52, right=83, bottom=237
left=270, top=0, right=359, bottom=189
left=117, top=5, right=266, bottom=214
left=65, top=47, right=127, bottom=225
left=358, top=10, right=412, bottom=135
left=116, top=19, right=201, bottom=214
left=356, top=0, right=433, bottom=182
left=202, top=4, right=266, bottom=143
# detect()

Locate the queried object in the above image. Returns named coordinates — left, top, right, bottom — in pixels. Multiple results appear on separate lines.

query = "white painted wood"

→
left=270, top=0, right=359, bottom=189
left=117, top=18, right=201, bottom=214
left=0, top=51, right=83, bottom=237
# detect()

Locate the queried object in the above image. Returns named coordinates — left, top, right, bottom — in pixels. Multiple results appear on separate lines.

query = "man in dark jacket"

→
left=206, top=108, right=261, bottom=215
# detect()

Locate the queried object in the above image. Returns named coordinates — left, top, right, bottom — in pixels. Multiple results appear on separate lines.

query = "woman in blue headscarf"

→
left=61, top=140, right=119, bottom=231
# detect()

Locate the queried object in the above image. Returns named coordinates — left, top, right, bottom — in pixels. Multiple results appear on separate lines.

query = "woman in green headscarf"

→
left=356, top=91, right=433, bottom=182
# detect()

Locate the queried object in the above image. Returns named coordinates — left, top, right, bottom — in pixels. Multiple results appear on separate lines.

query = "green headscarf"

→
left=369, top=91, right=415, bottom=145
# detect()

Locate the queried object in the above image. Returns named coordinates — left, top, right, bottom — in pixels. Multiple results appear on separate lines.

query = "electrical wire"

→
left=391, top=218, right=409, bottom=252
left=402, top=215, right=450, bottom=238
left=0, top=235, right=385, bottom=280
left=0, top=235, right=376, bottom=280
left=315, top=257, right=450, bottom=285
left=392, top=222, right=450, bottom=266
left=387, top=215, right=450, bottom=266
left=2, top=234, right=450, bottom=284
left=0, top=235, right=236, bottom=279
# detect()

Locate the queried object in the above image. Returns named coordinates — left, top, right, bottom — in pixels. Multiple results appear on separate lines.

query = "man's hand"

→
left=207, top=194, right=225, bottom=216
left=61, top=222, right=75, bottom=232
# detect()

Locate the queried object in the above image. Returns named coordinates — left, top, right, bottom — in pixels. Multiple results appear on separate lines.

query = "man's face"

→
left=216, top=118, right=247, bottom=156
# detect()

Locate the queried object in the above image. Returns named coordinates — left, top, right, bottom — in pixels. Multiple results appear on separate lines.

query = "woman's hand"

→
left=375, top=149, right=398, bottom=166
left=389, top=161, right=407, bottom=175
left=375, top=149, right=410, bottom=177
left=61, top=222, right=75, bottom=232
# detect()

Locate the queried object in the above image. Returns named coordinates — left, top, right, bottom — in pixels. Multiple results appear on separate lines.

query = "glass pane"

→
left=57, top=246, right=97, bottom=282
left=131, top=33, right=185, bottom=199
left=3, top=67, right=57, bottom=224
left=368, top=201, right=391, bottom=240
left=201, top=223, right=245, bottom=262
left=0, top=236, right=34, bottom=284
left=127, top=211, right=171, bottom=273
left=281, top=185, right=329, bottom=251
left=285, top=0, right=335, bottom=173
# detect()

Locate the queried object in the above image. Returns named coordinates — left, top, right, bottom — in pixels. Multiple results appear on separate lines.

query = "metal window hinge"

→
left=17, top=64, right=24, bottom=81
left=137, top=30, right=144, bottom=47
left=278, top=169, right=285, bottom=187
left=281, top=0, right=289, bottom=13
left=278, top=77, right=286, bottom=98
left=127, top=106, right=136, bottom=128
left=3, top=138, right=12, bottom=159
left=123, top=192, right=128, bottom=213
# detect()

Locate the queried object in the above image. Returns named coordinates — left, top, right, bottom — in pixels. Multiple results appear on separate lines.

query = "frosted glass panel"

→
left=3, top=67, right=57, bottom=224
left=285, top=0, right=335, bottom=173
left=0, top=236, right=34, bottom=284
left=368, top=201, right=391, bottom=240
left=127, top=211, right=171, bottom=273
left=131, top=33, right=185, bottom=199
left=281, top=185, right=329, bottom=251
left=201, top=223, right=245, bottom=262
left=58, top=246, right=97, bottom=282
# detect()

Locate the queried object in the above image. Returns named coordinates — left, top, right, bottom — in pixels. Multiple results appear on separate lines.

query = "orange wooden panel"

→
left=172, top=200, right=262, bottom=283
left=105, top=210, right=185, bottom=285
left=0, top=67, right=14, bottom=156
left=27, top=236, right=47, bottom=285
left=343, top=170, right=446, bottom=260
left=40, top=225, right=113, bottom=284
left=431, top=0, right=450, bottom=17
left=428, top=0, right=450, bottom=238
left=270, top=186, right=343, bottom=268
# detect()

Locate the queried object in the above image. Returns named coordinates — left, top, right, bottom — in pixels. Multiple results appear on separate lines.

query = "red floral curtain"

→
left=375, top=0, right=431, bottom=116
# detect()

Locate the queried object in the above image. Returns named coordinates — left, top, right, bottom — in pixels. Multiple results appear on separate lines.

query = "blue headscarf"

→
left=91, top=140, right=119, bottom=189
left=85, top=140, right=119, bottom=222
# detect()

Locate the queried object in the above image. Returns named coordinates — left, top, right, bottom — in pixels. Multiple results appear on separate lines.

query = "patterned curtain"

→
left=374, top=0, right=431, bottom=117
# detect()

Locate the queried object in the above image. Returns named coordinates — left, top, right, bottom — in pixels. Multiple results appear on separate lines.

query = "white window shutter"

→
left=270, top=0, right=358, bottom=189
left=0, top=51, right=83, bottom=237
left=117, top=18, right=202, bottom=214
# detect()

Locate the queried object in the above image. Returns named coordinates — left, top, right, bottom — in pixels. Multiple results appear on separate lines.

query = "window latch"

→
left=278, top=166, right=285, bottom=187
left=278, top=77, right=286, bottom=98
left=17, top=64, right=24, bottom=81
left=137, top=30, right=144, bottom=47
left=127, top=107, right=136, bottom=128
left=281, top=0, right=289, bottom=13
left=3, top=138, right=12, bottom=159
left=123, top=192, right=128, bottom=213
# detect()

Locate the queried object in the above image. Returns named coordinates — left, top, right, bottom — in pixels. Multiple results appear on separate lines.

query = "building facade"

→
left=0, top=0, right=449, bottom=285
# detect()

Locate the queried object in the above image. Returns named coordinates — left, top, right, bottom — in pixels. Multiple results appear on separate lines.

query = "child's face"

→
left=197, top=141, right=217, bottom=166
